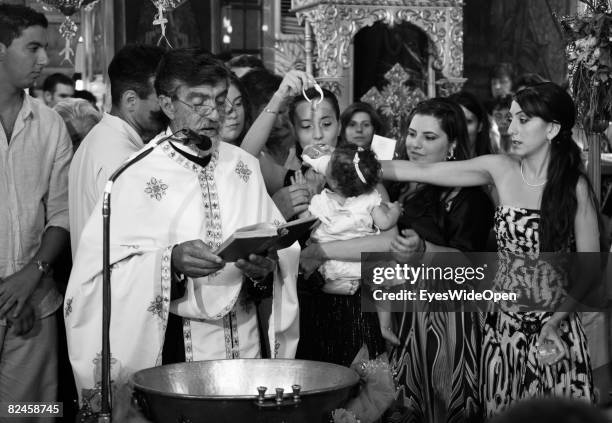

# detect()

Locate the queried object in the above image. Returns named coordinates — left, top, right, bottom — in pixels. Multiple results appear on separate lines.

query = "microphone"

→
left=97, top=126, right=193, bottom=420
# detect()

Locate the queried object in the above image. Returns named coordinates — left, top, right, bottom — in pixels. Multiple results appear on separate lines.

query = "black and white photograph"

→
left=1, top=0, right=612, bottom=422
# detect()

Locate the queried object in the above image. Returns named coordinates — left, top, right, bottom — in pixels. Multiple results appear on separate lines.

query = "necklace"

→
left=520, top=161, right=546, bottom=187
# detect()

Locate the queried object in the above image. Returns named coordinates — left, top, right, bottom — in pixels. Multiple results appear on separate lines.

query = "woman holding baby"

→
left=382, top=98, right=495, bottom=423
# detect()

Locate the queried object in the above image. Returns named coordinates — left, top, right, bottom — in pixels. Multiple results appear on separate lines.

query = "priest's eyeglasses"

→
left=174, top=97, right=234, bottom=117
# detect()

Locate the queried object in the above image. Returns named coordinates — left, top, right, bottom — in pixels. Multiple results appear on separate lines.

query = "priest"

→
left=65, top=49, right=300, bottom=403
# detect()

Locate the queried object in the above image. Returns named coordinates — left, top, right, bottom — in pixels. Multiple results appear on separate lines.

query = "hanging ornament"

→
left=150, top=0, right=186, bottom=48
left=58, top=17, right=77, bottom=64
left=38, top=0, right=100, bottom=64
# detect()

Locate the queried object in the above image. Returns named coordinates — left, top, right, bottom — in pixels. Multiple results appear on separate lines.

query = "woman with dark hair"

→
left=289, top=88, right=391, bottom=367
left=278, top=86, right=343, bottom=215
left=448, top=91, right=496, bottom=156
left=219, top=73, right=252, bottom=146
left=239, top=69, right=314, bottom=209
left=384, top=98, right=494, bottom=423
left=288, top=86, right=341, bottom=152
left=381, top=82, right=600, bottom=416
left=339, top=102, right=385, bottom=148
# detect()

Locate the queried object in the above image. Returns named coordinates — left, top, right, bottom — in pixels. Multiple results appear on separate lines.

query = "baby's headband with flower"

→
left=353, top=147, right=367, bottom=184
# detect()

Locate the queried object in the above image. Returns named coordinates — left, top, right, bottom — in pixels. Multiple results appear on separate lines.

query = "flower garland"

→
left=559, top=0, right=612, bottom=132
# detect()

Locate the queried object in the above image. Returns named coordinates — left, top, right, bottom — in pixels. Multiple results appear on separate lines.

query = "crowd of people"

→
left=1, top=3, right=610, bottom=423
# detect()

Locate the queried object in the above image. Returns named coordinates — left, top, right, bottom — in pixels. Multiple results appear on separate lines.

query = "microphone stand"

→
left=96, top=129, right=188, bottom=422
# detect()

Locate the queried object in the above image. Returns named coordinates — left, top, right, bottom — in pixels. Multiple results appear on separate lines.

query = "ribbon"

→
left=353, top=150, right=367, bottom=184
left=302, top=82, right=324, bottom=109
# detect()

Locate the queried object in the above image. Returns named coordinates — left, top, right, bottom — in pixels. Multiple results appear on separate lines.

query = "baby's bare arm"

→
left=372, top=201, right=402, bottom=230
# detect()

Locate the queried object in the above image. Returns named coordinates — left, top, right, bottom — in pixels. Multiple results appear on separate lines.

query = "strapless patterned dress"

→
left=480, top=206, right=593, bottom=417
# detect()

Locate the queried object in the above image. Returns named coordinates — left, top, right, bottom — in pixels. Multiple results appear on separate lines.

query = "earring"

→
left=446, top=149, right=455, bottom=160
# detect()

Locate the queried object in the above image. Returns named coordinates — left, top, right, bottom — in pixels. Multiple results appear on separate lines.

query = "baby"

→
left=295, top=144, right=401, bottom=295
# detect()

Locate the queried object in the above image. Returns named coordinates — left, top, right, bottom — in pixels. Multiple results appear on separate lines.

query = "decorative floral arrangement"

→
left=559, top=0, right=612, bottom=132
left=331, top=346, right=396, bottom=423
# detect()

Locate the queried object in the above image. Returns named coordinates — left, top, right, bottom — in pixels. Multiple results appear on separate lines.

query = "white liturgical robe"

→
left=65, top=136, right=300, bottom=399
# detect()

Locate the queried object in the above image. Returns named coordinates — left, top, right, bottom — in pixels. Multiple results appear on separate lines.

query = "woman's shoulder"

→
left=474, top=153, right=516, bottom=169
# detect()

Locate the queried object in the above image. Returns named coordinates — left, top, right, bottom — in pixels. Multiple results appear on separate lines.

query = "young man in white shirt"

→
left=68, top=44, right=165, bottom=255
left=0, top=4, right=72, bottom=408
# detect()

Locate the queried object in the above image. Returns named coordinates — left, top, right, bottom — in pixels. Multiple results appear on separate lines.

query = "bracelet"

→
left=264, top=107, right=279, bottom=114
left=172, top=270, right=186, bottom=283
left=34, top=260, right=51, bottom=275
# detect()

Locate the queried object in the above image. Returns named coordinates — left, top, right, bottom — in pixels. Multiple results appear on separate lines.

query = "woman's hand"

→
left=272, top=184, right=311, bottom=220
left=389, top=229, right=425, bottom=262
left=380, top=326, right=400, bottom=348
left=274, top=70, right=316, bottom=102
left=300, top=243, right=326, bottom=278
left=536, top=320, right=568, bottom=366
left=385, top=201, right=403, bottom=222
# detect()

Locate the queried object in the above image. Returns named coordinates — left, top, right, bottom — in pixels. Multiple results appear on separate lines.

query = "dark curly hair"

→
left=330, top=144, right=380, bottom=198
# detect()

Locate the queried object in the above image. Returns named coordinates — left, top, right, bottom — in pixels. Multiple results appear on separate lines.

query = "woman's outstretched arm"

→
left=240, top=70, right=313, bottom=157
left=381, top=154, right=508, bottom=187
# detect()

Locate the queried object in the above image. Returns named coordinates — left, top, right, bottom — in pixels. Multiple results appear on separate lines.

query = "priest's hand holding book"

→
left=170, top=239, right=277, bottom=282
left=171, top=239, right=226, bottom=278
left=213, top=215, right=318, bottom=263
left=171, top=215, right=317, bottom=279
left=235, top=251, right=278, bottom=282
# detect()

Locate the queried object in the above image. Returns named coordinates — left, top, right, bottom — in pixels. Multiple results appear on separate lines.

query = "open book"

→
left=214, top=215, right=319, bottom=262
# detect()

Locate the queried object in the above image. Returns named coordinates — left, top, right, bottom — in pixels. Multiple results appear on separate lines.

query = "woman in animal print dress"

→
left=380, top=82, right=602, bottom=417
